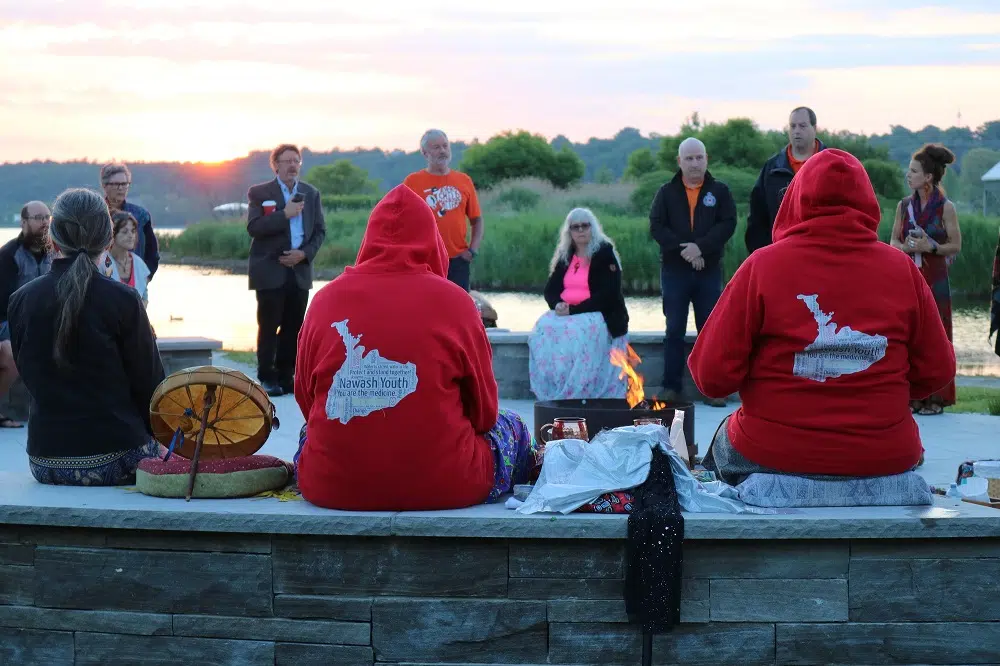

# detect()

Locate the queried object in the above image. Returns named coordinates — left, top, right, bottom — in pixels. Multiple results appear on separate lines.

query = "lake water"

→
left=3, top=229, right=998, bottom=376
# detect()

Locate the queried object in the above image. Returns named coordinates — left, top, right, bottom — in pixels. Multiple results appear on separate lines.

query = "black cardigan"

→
left=8, top=258, right=165, bottom=458
left=543, top=242, right=629, bottom=338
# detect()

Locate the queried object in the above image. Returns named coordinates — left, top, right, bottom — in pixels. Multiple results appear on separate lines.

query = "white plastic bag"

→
left=516, top=421, right=768, bottom=515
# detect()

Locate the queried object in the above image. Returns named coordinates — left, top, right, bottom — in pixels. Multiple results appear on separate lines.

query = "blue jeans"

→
left=660, top=262, right=723, bottom=393
left=447, top=256, right=471, bottom=292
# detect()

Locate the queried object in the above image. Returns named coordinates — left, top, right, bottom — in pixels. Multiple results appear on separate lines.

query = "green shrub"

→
left=494, top=187, right=542, bottom=212
left=862, top=158, right=905, bottom=200
left=320, top=194, right=382, bottom=211
left=630, top=170, right=672, bottom=214
left=708, top=165, right=759, bottom=205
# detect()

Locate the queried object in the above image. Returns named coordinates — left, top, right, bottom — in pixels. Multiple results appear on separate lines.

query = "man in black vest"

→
left=246, top=144, right=327, bottom=397
left=0, top=201, right=54, bottom=427
left=649, top=138, right=736, bottom=407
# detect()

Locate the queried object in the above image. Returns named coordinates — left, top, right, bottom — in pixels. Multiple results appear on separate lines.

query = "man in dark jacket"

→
left=649, top=138, right=736, bottom=406
left=0, top=200, right=54, bottom=428
left=745, top=107, right=826, bottom=254
left=247, top=144, right=327, bottom=397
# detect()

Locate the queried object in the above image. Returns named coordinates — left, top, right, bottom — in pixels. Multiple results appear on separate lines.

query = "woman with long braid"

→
left=7, top=188, right=165, bottom=486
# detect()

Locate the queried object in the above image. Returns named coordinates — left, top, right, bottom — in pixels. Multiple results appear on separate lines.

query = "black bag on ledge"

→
left=624, top=446, right=685, bottom=634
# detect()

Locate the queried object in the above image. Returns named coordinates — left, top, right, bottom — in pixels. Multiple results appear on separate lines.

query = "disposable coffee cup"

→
left=262, top=200, right=277, bottom=215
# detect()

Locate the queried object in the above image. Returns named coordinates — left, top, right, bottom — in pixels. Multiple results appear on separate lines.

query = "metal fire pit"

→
left=533, top=398, right=697, bottom=463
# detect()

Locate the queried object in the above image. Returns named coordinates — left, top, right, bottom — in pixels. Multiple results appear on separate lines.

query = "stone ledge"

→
left=1, top=480, right=998, bottom=540
left=486, top=329, right=694, bottom=345
left=156, top=336, right=223, bottom=352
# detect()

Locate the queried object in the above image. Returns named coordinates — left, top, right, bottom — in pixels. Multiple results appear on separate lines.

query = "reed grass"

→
left=160, top=183, right=1000, bottom=298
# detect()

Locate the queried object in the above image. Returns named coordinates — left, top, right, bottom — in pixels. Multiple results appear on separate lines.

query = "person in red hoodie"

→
left=293, top=184, right=532, bottom=511
left=688, top=149, right=955, bottom=485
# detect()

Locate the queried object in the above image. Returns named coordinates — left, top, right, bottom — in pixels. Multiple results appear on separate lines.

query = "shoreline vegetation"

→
left=218, top=349, right=1000, bottom=415
left=160, top=178, right=1000, bottom=299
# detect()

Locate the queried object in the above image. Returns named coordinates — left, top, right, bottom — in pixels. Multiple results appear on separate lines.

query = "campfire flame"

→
left=609, top=344, right=667, bottom=410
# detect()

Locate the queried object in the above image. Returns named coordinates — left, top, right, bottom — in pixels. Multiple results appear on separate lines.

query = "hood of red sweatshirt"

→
left=348, top=184, right=449, bottom=278
left=771, top=148, right=882, bottom=244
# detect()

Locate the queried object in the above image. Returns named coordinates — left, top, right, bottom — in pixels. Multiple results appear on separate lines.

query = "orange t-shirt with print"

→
left=403, top=170, right=482, bottom=258
left=684, top=183, right=702, bottom=230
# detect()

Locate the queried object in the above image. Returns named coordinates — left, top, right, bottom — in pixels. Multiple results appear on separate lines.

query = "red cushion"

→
left=137, top=455, right=292, bottom=476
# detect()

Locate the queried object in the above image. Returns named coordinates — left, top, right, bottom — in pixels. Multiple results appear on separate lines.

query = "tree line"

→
left=1, top=119, right=999, bottom=226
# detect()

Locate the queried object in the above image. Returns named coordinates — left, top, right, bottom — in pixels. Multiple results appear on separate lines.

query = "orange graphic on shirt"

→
left=403, top=171, right=481, bottom=258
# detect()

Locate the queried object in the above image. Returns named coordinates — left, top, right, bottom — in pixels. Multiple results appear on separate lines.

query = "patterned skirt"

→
left=528, top=311, right=627, bottom=401
left=29, top=439, right=161, bottom=486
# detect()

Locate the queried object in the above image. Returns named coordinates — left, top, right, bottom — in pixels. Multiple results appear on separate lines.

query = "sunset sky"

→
left=3, top=0, right=1000, bottom=163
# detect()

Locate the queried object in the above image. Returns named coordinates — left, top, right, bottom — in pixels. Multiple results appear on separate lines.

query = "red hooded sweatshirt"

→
left=687, top=149, right=955, bottom=477
left=294, top=185, right=498, bottom=510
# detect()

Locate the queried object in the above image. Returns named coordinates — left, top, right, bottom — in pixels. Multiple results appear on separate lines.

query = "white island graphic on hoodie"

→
left=792, top=295, right=887, bottom=382
left=325, top=319, right=418, bottom=423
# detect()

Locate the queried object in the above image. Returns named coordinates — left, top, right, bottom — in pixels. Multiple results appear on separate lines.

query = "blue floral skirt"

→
left=29, top=439, right=161, bottom=486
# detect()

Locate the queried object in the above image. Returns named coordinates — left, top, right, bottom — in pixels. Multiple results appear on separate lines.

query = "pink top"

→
left=560, top=255, right=591, bottom=306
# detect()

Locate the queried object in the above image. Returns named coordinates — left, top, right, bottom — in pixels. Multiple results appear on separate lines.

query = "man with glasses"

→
left=0, top=201, right=55, bottom=427
left=100, top=162, right=160, bottom=278
left=246, top=144, right=327, bottom=397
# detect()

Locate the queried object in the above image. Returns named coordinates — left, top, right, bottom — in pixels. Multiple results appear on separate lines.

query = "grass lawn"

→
left=953, top=386, right=1000, bottom=416
left=223, top=350, right=1000, bottom=416
left=222, top=350, right=256, bottom=366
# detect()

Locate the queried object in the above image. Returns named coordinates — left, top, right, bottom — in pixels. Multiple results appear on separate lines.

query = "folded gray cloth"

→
left=736, top=472, right=932, bottom=508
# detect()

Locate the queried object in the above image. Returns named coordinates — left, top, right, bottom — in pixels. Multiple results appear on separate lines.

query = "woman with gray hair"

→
left=528, top=208, right=630, bottom=400
left=7, top=188, right=165, bottom=486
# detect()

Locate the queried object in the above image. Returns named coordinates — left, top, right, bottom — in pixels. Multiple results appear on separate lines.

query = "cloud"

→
left=2, top=0, right=999, bottom=161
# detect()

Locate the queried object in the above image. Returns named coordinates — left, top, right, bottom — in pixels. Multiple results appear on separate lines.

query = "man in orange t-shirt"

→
left=745, top=106, right=826, bottom=254
left=403, top=129, right=484, bottom=292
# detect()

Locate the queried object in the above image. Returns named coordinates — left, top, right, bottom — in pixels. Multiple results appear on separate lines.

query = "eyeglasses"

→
left=277, top=158, right=302, bottom=166
left=23, top=215, right=50, bottom=223
left=105, top=181, right=131, bottom=189
left=569, top=223, right=591, bottom=231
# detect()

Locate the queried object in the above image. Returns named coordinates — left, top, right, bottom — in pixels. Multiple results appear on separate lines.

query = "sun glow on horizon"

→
left=2, top=0, right=999, bottom=162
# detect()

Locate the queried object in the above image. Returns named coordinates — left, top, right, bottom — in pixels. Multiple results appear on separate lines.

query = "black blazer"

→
left=8, top=259, right=165, bottom=458
left=544, top=242, right=629, bottom=338
left=246, top=178, right=327, bottom=291
left=649, top=170, right=737, bottom=270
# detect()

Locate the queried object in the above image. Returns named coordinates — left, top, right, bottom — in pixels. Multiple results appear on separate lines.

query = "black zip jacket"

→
left=649, top=170, right=737, bottom=270
left=745, top=140, right=828, bottom=254
left=8, top=258, right=165, bottom=458
left=544, top=242, right=629, bottom=338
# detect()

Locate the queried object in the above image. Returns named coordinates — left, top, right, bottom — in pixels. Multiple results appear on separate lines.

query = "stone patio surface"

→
left=0, top=352, right=996, bottom=538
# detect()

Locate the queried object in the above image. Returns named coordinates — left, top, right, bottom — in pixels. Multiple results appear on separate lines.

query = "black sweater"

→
left=8, top=258, right=165, bottom=458
left=543, top=242, right=629, bottom=338
left=649, top=170, right=737, bottom=270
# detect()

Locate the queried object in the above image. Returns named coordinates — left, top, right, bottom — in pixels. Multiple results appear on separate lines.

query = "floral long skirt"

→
left=528, top=311, right=627, bottom=401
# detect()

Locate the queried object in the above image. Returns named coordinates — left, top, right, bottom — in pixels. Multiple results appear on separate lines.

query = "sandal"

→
left=0, top=416, right=23, bottom=428
left=916, top=404, right=944, bottom=416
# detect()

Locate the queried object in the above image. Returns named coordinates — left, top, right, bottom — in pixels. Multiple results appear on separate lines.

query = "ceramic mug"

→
left=539, top=417, right=589, bottom=443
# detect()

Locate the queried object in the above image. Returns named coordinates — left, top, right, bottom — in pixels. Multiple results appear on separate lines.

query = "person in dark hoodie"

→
left=745, top=107, right=826, bottom=254
left=649, top=137, right=737, bottom=406
left=293, top=185, right=532, bottom=511
left=688, top=150, right=954, bottom=485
